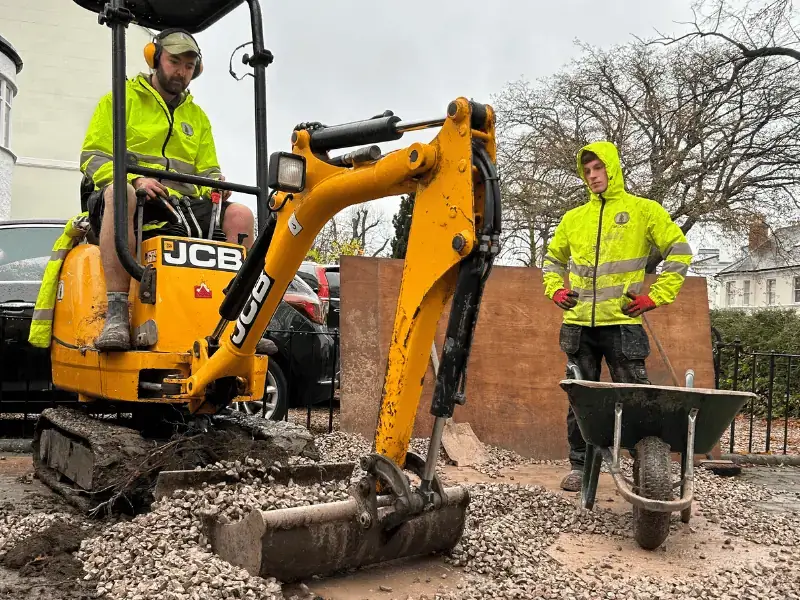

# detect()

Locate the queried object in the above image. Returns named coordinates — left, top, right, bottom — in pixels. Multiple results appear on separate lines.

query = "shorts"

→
left=86, top=185, right=231, bottom=243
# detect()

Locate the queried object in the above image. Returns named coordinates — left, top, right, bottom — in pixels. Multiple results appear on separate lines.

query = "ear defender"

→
left=143, top=41, right=158, bottom=69
left=143, top=29, right=203, bottom=80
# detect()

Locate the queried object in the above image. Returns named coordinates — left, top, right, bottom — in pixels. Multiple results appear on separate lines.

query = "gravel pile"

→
left=434, top=479, right=800, bottom=599
left=278, top=430, right=800, bottom=599
left=13, top=426, right=798, bottom=600
left=77, top=480, right=283, bottom=598
left=0, top=511, right=78, bottom=559
left=693, top=466, right=800, bottom=546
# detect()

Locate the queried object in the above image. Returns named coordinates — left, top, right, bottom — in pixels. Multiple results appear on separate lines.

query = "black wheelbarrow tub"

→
left=559, top=380, right=755, bottom=455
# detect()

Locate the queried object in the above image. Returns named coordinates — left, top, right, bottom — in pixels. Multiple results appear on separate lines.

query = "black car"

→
left=0, top=219, right=336, bottom=421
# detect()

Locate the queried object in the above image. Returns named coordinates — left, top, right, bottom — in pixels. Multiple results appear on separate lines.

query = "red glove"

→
left=622, top=292, right=656, bottom=317
left=553, top=288, right=578, bottom=310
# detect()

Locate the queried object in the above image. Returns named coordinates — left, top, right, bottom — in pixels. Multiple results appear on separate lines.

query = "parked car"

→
left=297, top=261, right=340, bottom=331
left=0, top=219, right=336, bottom=421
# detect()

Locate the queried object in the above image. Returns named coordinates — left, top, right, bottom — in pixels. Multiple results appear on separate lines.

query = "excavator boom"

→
left=201, top=98, right=501, bottom=580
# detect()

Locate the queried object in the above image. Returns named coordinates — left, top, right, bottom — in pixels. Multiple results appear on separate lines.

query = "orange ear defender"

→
left=143, top=28, right=203, bottom=80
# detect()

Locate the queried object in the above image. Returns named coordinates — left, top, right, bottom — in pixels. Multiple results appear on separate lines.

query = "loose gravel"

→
left=2, top=420, right=799, bottom=599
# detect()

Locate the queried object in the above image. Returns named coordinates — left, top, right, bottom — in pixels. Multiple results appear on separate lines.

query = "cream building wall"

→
left=0, top=0, right=152, bottom=220
left=0, top=33, right=21, bottom=221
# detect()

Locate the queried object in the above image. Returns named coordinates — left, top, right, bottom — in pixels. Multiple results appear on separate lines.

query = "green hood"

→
left=576, top=141, right=626, bottom=201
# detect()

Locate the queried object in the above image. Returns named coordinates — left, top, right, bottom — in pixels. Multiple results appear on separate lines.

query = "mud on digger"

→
left=32, top=0, right=502, bottom=582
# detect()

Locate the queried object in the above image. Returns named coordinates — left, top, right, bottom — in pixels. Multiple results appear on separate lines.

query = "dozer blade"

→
left=203, top=483, right=469, bottom=582
left=154, top=461, right=357, bottom=500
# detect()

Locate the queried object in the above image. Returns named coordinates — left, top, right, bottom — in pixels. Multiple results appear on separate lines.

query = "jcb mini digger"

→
left=33, top=0, right=501, bottom=582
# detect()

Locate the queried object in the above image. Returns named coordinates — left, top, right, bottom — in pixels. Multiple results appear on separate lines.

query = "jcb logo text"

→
left=231, top=271, right=274, bottom=348
left=162, top=240, right=243, bottom=272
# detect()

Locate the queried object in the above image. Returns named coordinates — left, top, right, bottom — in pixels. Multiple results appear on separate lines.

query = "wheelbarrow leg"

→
left=680, top=451, right=692, bottom=523
left=580, top=444, right=602, bottom=510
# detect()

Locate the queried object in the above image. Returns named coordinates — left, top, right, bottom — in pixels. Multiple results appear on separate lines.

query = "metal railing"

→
left=0, top=313, right=80, bottom=437
left=714, top=331, right=800, bottom=455
left=0, top=313, right=340, bottom=438
left=269, top=327, right=339, bottom=434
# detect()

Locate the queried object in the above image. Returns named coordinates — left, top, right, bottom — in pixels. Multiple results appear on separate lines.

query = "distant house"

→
left=714, top=220, right=800, bottom=311
left=689, top=248, right=733, bottom=308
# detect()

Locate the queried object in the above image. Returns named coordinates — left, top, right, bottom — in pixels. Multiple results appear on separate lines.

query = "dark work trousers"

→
left=559, top=323, right=651, bottom=470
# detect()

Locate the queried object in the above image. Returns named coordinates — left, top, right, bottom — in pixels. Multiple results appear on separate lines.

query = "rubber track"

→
left=32, top=406, right=157, bottom=514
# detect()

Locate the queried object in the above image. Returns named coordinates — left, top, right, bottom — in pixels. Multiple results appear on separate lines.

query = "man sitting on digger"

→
left=80, top=28, right=257, bottom=352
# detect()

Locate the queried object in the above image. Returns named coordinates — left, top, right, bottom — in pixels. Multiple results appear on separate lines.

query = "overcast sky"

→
left=186, top=1, right=725, bottom=258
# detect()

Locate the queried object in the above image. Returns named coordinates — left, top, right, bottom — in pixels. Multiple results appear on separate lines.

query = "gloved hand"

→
left=622, top=291, right=656, bottom=317
left=553, top=288, right=579, bottom=310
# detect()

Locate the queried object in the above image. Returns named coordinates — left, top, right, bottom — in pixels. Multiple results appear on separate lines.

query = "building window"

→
left=726, top=281, right=735, bottom=307
left=0, top=78, right=11, bottom=149
left=795, top=277, right=800, bottom=303
left=743, top=280, right=751, bottom=306
left=767, top=279, right=776, bottom=305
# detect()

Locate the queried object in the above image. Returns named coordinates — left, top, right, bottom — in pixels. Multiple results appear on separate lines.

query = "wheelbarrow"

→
left=559, top=367, right=755, bottom=550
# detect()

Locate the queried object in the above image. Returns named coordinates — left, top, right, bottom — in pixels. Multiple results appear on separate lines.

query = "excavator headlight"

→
left=268, top=151, right=306, bottom=193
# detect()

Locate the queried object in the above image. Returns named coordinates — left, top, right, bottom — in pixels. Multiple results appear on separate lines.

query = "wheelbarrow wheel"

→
left=632, top=436, right=673, bottom=550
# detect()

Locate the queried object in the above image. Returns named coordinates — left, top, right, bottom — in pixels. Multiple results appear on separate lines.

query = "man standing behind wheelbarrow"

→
left=542, top=141, right=693, bottom=492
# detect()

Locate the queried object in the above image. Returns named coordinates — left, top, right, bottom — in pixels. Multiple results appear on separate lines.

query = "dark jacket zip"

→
left=139, top=80, right=178, bottom=180
left=591, top=195, right=606, bottom=327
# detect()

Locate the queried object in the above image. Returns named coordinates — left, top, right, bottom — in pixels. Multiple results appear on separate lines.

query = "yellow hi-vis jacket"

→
left=28, top=213, right=91, bottom=348
left=542, top=141, right=693, bottom=327
left=79, top=73, right=222, bottom=200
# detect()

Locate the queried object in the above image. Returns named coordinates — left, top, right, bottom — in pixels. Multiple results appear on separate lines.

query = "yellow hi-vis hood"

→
left=28, top=213, right=91, bottom=349
left=542, top=141, right=693, bottom=326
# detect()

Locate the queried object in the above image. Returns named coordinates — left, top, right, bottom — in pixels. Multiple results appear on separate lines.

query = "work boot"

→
left=256, top=338, right=278, bottom=355
left=94, top=292, right=131, bottom=351
left=560, top=469, right=583, bottom=492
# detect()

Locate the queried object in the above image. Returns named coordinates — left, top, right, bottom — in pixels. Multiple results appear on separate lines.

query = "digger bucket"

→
left=201, top=452, right=470, bottom=583
left=204, top=484, right=468, bottom=582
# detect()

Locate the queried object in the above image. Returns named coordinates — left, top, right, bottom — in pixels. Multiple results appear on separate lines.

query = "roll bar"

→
left=99, top=0, right=272, bottom=282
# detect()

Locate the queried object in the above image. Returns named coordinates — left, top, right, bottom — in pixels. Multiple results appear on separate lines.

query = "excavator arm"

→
left=163, top=93, right=497, bottom=510
left=171, top=97, right=500, bottom=581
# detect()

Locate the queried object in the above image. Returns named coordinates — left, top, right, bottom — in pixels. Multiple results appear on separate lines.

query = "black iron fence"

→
left=0, top=312, right=339, bottom=438
left=713, top=330, right=800, bottom=456
left=269, top=327, right=339, bottom=434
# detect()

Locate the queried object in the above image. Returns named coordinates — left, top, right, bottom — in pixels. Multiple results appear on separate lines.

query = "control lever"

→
left=135, top=188, right=147, bottom=263
left=208, top=190, right=223, bottom=239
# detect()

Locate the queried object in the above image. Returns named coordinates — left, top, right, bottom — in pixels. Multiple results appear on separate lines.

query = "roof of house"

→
left=719, top=224, right=800, bottom=274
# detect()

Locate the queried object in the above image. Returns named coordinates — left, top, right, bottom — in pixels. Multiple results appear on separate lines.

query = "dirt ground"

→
left=0, top=452, right=797, bottom=600
left=0, top=455, right=97, bottom=599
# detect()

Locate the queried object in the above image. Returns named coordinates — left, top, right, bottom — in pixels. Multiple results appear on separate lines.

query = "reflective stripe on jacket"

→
left=542, top=141, right=693, bottom=327
left=28, top=213, right=91, bottom=348
left=80, top=73, right=222, bottom=200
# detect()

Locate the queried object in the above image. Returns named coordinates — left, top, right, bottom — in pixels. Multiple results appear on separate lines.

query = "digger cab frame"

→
left=72, top=0, right=274, bottom=284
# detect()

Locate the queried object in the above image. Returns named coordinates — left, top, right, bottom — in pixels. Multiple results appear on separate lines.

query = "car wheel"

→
left=232, top=359, right=288, bottom=421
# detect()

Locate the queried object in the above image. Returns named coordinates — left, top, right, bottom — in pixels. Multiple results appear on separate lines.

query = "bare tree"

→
left=647, top=0, right=800, bottom=89
left=348, top=206, right=390, bottom=256
left=493, top=36, right=800, bottom=271
left=307, top=202, right=391, bottom=263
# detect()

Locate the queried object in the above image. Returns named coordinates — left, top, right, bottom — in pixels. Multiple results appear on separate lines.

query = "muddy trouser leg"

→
left=602, top=324, right=652, bottom=462
left=560, top=324, right=602, bottom=470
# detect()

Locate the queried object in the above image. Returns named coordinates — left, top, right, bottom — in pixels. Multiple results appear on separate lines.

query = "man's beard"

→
left=155, top=68, right=187, bottom=95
